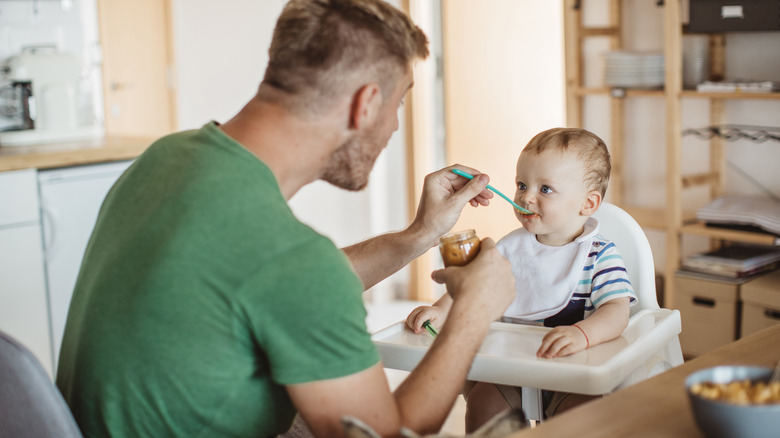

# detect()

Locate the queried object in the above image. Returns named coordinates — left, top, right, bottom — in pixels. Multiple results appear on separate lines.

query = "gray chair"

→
left=0, top=330, right=82, bottom=437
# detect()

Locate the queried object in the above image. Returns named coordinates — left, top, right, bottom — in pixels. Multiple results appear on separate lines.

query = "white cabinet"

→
left=38, top=160, right=132, bottom=369
left=0, top=168, right=53, bottom=376
left=0, top=161, right=131, bottom=377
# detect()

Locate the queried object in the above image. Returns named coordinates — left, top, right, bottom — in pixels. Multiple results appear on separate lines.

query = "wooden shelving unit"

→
left=682, top=91, right=780, bottom=100
left=680, top=223, right=780, bottom=246
left=564, top=0, right=780, bottom=308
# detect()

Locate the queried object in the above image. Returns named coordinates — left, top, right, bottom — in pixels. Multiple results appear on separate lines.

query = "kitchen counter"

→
left=0, top=136, right=155, bottom=172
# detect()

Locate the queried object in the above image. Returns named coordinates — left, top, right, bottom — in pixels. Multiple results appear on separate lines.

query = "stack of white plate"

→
left=683, top=35, right=709, bottom=89
left=604, top=51, right=664, bottom=88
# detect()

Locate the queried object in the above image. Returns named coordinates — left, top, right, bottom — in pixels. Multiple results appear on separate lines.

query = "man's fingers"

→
left=451, top=172, right=490, bottom=206
left=476, top=237, right=497, bottom=254
left=431, top=268, right=447, bottom=284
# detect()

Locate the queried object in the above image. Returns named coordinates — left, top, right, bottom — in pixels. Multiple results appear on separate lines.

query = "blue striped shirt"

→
left=542, top=235, right=636, bottom=327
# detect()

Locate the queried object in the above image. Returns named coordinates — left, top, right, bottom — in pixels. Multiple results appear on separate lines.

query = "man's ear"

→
left=581, top=190, right=602, bottom=216
left=349, top=83, right=382, bottom=130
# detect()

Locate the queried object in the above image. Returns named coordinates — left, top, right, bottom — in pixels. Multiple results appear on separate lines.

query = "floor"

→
left=365, top=299, right=467, bottom=435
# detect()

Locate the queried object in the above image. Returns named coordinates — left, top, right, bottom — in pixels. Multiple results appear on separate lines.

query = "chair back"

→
left=592, top=202, right=659, bottom=314
left=0, top=330, right=82, bottom=437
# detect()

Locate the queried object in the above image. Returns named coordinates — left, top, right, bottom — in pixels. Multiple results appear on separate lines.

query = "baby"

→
left=406, top=127, right=637, bottom=431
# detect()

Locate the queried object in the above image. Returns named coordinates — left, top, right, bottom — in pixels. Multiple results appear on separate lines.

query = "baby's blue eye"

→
left=517, top=182, right=526, bottom=191
left=541, top=185, right=553, bottom=194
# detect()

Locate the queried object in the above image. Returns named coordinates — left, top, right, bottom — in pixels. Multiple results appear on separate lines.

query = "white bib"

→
left=498, top=217, right=599, bottom=320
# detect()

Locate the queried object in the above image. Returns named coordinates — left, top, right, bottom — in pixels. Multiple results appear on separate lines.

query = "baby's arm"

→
left=405, top=294, right=454, bottom=334
left=536, top=297, right=630, bottom=359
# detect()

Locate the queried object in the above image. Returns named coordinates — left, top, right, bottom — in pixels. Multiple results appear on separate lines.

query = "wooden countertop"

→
left=510, top=324, right=780, bottom=437
left=0, top=136, right=155, bottom=172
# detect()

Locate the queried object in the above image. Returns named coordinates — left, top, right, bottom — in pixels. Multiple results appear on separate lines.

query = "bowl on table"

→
left=685, top=366, right=780, bottom=438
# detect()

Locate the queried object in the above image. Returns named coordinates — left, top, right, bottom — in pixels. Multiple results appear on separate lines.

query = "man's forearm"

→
left=389, top=237, right=515, bottom=434
left=342, top=225, right=435, bottom=290
left=391, top=299, right=494, bottom=434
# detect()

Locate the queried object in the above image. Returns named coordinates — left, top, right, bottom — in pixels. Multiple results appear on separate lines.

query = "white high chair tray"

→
left=372, top=308, right=681, bottom=395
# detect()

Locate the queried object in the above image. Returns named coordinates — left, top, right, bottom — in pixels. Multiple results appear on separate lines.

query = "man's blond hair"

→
left=523, top=127, right=611, bottom=197
left=261, top=0, right=429, bottom=113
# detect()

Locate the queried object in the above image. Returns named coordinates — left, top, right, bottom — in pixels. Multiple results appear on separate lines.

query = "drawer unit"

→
left=675, top=273, right=741, bottom=357
left=741, top=270, right=780, bottom=337
left=0, top=168, right=53, bottom=376
left=0, top=168, right=40, bottom=226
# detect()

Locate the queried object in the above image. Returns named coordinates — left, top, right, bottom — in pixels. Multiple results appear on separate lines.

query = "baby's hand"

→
left=536, top=325, right=588, bottom=359
left=405, top=306, right=446, bottom=334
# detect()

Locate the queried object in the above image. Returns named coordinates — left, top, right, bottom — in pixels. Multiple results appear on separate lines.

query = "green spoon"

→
left=422, top=320, right=438, bottom=338
left=451, top=168, right=535, bottom=215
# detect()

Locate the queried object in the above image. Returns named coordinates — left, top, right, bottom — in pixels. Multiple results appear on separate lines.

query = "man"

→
left=56, top=1, right=515, bottom=436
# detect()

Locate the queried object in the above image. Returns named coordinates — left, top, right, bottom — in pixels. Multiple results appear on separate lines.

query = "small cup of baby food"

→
left=439, top=229, right=481, bottom=267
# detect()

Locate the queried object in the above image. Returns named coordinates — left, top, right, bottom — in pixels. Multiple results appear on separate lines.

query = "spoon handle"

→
left=422, top=320, right=438, bottom=338
left=771, top=359, right=780, bottom=383
left=451, top=169, right=534, bottom=215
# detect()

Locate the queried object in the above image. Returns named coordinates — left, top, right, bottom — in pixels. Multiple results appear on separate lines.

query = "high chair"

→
left=514, top=202, right=685, bottom=420
left=372, top=202, right=684, bottom=422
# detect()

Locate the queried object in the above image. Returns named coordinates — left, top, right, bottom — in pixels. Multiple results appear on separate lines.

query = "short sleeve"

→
left=589, top=242, right=637, bottom=309
left=239, top=237, right=379, bottom=385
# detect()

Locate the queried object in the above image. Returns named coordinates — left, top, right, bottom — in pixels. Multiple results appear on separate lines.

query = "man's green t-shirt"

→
left=56, top=122, right=380, bottom=437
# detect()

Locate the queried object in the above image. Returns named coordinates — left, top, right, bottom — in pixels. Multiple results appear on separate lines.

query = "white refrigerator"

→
left=38, top=160, right=132, bottom=371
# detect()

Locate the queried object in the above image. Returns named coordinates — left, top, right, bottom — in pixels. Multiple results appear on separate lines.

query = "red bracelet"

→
left=573, top=324, right=589, bottom=348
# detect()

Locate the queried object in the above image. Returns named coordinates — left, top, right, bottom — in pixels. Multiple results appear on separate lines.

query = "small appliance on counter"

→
left=0, top=80, right=35, bottom=131
left=0, top=46, right=103, bottom=147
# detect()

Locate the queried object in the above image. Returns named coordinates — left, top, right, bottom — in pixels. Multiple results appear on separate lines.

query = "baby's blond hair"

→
left=522, top=127, right=611, bottom=197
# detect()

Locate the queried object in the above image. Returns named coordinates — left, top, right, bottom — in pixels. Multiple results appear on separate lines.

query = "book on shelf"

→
left=674, top=269, right=757, bottom=285
left=697, top=196, right=780, bottom=237
left=682, top=245, right=780, bottom=279
left=696, top=80, right=779, bottom=93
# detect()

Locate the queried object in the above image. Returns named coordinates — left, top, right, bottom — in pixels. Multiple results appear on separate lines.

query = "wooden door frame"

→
left=96, top=0, right=177, bottom=135
left=403, top=0, right=439, bottom=302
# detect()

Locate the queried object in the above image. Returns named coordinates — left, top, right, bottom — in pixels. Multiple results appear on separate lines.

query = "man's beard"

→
left=320, top=134, right=379, bottom=191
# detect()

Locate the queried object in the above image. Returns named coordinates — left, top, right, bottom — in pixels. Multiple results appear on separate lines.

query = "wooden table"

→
left=510, top=324, right=780, bottom=437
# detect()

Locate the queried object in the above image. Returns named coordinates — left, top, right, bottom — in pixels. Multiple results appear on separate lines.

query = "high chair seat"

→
left=372, top=202, right=684, bottom=421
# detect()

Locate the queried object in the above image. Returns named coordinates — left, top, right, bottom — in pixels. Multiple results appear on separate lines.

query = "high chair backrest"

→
left=592, top=202, right=659, bottom=314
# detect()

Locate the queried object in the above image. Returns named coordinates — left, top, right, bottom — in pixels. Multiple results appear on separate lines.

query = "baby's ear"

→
left=580, top=190, right=602, bottom=216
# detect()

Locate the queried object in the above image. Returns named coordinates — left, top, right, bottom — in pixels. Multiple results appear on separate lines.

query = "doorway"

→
left=97, top=0, right=176, bottom=137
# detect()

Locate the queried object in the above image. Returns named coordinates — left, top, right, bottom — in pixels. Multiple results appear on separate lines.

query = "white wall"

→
left=170, top=0, right=284, bottom=130
left=443, top=1, right=567, bottom=240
